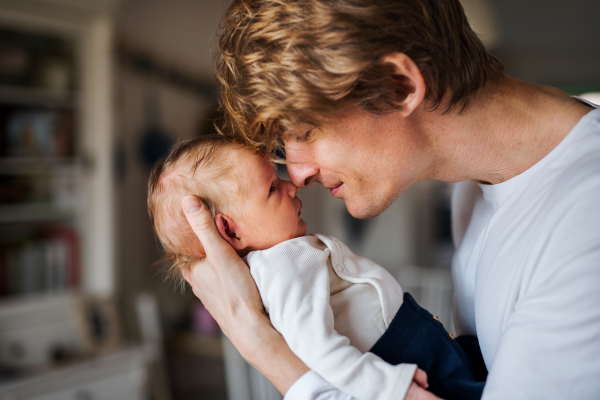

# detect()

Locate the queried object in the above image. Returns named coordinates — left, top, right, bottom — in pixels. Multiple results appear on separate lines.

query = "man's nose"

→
left=287, top=162, right=319, bottom=188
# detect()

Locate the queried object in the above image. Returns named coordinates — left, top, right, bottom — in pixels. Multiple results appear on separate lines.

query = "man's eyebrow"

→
left=280, top=131, right=294, bottom=141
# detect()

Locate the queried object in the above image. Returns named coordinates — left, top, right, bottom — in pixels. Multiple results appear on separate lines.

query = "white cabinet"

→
left=0, top=294, right=88, bottom=369
left=0, top=347, right=149, bottom=400
left=27, top=370, right=146, bottom=400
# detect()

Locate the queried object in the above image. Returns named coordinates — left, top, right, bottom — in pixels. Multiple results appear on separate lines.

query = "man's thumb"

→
left=182, top=195, right=215, bottom=242
left=182, top=195, right=234, bottom=260
left=183, top=195, right=202, bottom=215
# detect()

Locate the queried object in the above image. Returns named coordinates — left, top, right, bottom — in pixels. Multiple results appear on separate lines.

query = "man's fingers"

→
left=404, top=382, right=443, bottom=400
left=182, top=268, right=196, bottom=287
left=414, top=368, right=429, bottom=388
left=182, top=195, right=231, bottom=258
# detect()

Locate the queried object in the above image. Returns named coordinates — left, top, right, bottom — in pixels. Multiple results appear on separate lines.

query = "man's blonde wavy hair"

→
left=216, top=0, right=505, bottom=155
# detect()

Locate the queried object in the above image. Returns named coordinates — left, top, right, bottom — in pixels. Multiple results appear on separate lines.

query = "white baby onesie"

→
left=246, top=234, right=416, bottom=400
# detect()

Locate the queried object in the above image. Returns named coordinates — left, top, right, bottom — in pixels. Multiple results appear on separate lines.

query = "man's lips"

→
left=329, top=183, right=343, bottom=198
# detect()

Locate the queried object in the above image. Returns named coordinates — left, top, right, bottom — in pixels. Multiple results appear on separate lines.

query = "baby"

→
left=148, top=135, right=486, bottom=400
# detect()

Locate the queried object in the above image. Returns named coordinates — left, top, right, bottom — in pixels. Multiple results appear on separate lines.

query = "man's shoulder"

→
left=543, top=138, right=600, bottom=210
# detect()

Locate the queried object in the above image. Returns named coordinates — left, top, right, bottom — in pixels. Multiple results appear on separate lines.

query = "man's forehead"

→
left=279, top=103, right=363, bottom=134
left=280, top=108, right=361, bottom=140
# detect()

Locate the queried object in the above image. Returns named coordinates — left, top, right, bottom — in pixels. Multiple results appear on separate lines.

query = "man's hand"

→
left=404, top=368, right=442, bottom=400
left=181, top=195, right=309, bottom=394
left=405, top=382, right=443, bottom=400
left=413, top=368, right=429, bottom=389
left=181, top=195, right=267, bottom=348
left=404, top=368, right=441, bottom=400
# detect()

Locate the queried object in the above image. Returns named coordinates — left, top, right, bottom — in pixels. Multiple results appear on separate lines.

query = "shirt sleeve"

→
left=249, top=242, right=416, bottom=400
left=481, top=192, right=600, bottom=400
left=285, top=371, right=357, bottom=400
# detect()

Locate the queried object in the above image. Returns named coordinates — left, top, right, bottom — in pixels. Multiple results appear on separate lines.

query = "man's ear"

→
left=380, top=52, right=426, bottom=117
left=214, top=213, right=247, bottom=251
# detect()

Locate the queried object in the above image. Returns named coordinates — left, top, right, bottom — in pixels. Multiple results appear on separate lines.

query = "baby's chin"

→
left=295, top=219, right=308, bottom=238
left=277, top=224, right=308, bottom=243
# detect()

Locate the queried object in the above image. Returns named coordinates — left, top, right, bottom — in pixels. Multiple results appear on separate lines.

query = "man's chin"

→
left=345, top=199, right=388, bottom=220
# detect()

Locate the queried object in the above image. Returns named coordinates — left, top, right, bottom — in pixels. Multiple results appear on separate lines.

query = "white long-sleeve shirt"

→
left=247, top=234, right=416, bottom=400
left=285, top=104, right=600, bottom=400
left=451, top=105, right=600, bottom=399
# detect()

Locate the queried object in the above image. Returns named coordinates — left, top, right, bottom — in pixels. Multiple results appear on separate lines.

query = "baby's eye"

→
left=269, top=184, right=276, bottom=193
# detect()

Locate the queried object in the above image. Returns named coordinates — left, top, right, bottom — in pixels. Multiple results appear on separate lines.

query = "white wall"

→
left=114, top=0, right=229, bottom=335
left=117, top=0, right=230, bottom=78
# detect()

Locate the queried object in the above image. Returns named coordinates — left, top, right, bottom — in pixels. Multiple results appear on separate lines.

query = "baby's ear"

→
left=215, top=213, right=246, bottom=251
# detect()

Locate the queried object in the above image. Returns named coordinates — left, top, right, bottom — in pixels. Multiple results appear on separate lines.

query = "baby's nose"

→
left=285, top=180, right=299, bottom=197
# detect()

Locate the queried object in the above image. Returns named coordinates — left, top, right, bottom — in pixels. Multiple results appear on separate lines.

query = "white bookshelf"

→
left=0, top=2, right=152, bottom=400
left=0, top=0, right=116, bottom=297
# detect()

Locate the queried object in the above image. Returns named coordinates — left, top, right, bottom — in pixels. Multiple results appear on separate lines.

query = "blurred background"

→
left=0, top=0, right=598, bottom=399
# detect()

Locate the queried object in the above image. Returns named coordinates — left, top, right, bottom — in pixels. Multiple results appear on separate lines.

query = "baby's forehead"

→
left=228, top=147, right=275, bottom=192
left=230, top=146, right=275, bottom=175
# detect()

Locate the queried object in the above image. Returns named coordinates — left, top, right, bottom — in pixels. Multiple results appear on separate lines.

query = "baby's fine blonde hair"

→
left=147, top=135, right=244, bottom=283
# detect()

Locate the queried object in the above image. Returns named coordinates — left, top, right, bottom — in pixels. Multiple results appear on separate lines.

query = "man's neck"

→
left=420, top=76, right=592, bottom=185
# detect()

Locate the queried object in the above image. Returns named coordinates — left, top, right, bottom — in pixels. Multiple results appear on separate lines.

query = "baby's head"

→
left=148, top=135, right=307, bottom=279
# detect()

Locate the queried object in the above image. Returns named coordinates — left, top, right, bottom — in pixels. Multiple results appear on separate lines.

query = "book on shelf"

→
left=0, top=106, right=75, bottom=159
left=0, top=27, right=75, bottom=94
left=0, top=104, right=80, bottom=214
left=0, top=226, right=80, bottom=298
left=0, top=168, right=80, bottom=210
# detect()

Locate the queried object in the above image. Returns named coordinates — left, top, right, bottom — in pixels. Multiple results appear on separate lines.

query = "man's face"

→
left=283, top=106, right=430, bottom=219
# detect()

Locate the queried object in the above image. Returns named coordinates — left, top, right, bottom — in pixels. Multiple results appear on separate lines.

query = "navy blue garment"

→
left=455, top=335, right=487, bottom=382
left=369, top=293, right=486, bottom=400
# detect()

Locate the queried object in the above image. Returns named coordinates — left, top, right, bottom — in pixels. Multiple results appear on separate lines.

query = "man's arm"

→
left=287, top=371, right=435, bottom=400
left=180, top=196, right=308, bottom=394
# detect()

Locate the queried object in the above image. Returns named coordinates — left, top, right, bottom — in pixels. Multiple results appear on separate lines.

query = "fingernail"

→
left=183, top=196, right=201, bottom=214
